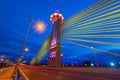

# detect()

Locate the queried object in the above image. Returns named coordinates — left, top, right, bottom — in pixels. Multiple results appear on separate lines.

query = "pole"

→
left=11, top=19, right=33, bottom=78
left=93, top=50, right=99, bottom=66
left=19, top=19, right=33, bottom=57
left=91, top=46, right=99, bottom=67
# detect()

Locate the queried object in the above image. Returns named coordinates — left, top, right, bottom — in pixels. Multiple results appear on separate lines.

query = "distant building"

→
left=0, top=55, right=5, bottom=63
left=0, top=55, right=5, bottom=68
left=0, top=55, right=14, bottom=67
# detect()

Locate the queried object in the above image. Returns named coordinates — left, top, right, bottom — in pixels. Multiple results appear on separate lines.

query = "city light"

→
left=24, top=48, right=29, bottom=52
left=91, top=63, right=94, bottom=67
left=110, top=62, right=115, bottom=67
left=34, top=21, right=45, bottom=33
left=90, top=46, right=94, bottom=49
left=61, top=54, right=63, bottom=57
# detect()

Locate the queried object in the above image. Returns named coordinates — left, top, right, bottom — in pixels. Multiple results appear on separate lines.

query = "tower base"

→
left=48, top=45, right=61, bottom=67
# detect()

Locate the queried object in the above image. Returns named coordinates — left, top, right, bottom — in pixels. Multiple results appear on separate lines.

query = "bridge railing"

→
left=13, top=68, right=29, bottom=80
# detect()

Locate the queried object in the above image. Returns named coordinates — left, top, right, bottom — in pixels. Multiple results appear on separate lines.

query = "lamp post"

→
left=12, top=19, right=33, bottom=78
left=17, top=19, right=33, bottom=64
left=91, top=46, right=99, bottom=67
left=19, top=19, right=33, bottom=57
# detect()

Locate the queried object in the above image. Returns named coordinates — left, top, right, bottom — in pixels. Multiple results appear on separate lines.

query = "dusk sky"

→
left=0, top=0, right=120, bottom=65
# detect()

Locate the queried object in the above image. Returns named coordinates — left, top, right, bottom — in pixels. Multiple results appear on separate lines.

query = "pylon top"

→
left=50, top=9, right=64, bottom=24
left=56, top=9, right=60, bottom=13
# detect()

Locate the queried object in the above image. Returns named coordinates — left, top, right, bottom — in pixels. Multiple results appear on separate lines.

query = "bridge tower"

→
left=48, top=10, right=64, bottom=66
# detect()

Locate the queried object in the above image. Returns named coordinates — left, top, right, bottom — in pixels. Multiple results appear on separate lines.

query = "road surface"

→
left=0, top=67, right=14, bottom=80
left=20, top=65, right=120, bottom=80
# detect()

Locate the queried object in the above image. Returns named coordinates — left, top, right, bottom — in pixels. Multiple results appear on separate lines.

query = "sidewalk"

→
left=0, top=67, right=14, bottom=80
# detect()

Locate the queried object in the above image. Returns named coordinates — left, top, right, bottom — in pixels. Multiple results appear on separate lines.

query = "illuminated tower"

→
left=48, top=10, right=64, bottom=66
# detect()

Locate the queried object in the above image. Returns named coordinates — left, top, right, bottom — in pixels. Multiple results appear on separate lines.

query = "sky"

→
left=0, top=0, right=120, bottom=65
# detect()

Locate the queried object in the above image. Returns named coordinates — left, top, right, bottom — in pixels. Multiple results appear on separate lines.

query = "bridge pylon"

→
left=48, top=9, right=64, bottom=66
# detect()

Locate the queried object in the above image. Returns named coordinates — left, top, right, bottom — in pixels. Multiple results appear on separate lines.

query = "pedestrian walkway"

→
left=0, top=67, right=14, bottom=80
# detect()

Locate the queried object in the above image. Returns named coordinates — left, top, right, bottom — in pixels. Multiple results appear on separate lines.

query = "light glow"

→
left=110, top=62, right=115, bottom=66
left=34, top=21, right=45, bottom=33
left=91, top=63, right=94, bottom=66
left=24, top=48, right=29, bottom=52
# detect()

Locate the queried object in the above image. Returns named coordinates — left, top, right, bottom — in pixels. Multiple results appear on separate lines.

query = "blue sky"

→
left=0, top=0, right=120, bottom=65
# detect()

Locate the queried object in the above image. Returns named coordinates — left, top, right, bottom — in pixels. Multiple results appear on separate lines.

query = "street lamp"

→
left=24, top=48, right=29, bottom=52
left=91, top=63, right=94, bottom=67
left=19, top=19, right=33, bottom=57
left=12, top=19, right=46, bottom=77
left=19, top=20, right=45, bottom=59
left=34, top=21, right=45, bottom=33
left=90, top=46, right=99, bottom=67
left=110, top=62, right=114, bottom=66
left=12, top=19, right=34, bottom=77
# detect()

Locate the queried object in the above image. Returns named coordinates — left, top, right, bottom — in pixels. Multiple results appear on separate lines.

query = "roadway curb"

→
left=19, top=68, right=30, bottom=80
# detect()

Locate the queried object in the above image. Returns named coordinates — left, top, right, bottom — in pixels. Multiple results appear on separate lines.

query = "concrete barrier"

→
left=13, top=68, right=29, bottom=80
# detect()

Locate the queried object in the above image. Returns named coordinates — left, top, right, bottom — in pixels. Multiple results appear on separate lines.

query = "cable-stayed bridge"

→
left=31, top=0, right=120, bottom=66
left=1, top=0, right=120, bottom=80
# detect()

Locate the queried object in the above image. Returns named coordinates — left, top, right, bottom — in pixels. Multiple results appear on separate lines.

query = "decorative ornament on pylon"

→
left=50, top=9, right=64, bottom=24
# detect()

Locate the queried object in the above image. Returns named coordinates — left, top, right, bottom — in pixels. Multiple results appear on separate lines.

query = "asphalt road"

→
left=20, top=65, right=120, bottom=80
left=0, top=67, right=14, bottom=80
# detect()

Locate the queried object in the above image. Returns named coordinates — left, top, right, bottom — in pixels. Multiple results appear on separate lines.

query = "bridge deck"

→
left=0, top=67, right=14, bottom=80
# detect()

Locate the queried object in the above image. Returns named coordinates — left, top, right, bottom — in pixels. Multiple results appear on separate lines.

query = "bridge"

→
left=0, top=0, right=120, bottom=80
left=30, top=0, right=120, bottom=66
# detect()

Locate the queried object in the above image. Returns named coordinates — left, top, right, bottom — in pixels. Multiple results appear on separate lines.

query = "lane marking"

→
left=19, top=68, right=30, bottom=80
